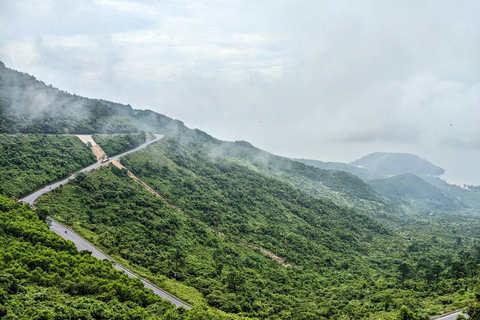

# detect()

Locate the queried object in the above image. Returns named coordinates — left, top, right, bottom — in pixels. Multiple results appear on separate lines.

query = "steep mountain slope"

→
left=36, top=138, right=407, bottom=319
left=0, top=134, right=96, bottom=198
left=2, top=63, right=480, bottom=319
left=0, top=195, right=236, bottom=320
left=170, top=137, right=403, bottom=223
left=369, top=173, right=461, bottom=214
left=352, top=152, right=445, bottom=177
left=423, top=176, right=480, bottom=210
left=0, top=61, right=402, bottom=223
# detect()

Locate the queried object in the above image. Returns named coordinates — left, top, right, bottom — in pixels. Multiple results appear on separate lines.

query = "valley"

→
left=1, top=62, right=480, bottom=319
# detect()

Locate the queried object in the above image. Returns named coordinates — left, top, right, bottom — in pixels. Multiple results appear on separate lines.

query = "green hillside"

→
left=36, top=138, right=406, bottom=319
left=93, top=132, right=147, bottom=157
left=423, top=176, right=480, bottom=210
left=34, top=137, right=480, bottom=319
left=155, top=136, right=402, bottom=224
left=0, top=134, right=96, bottom=198
left=369, top=174, right=462, bottom=214
left=1, top=63, right=480, bottom=319
left=0, top=63, right=137, bottom=134
left=0, top=62, right=409, bottom=224
left=0, top=195, right=249, bottom=320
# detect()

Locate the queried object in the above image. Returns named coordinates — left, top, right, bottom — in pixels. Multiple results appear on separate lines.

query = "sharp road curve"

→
left=21, top=134, right=164, bottom=205
left=20, top=134, right=192, bottom=309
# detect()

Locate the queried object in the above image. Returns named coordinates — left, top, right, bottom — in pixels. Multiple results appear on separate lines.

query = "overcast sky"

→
left=1, top=0, right=479, bottom=185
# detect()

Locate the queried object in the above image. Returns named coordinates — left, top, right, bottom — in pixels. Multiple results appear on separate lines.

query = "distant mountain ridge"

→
left=293, top=158, right=378, bottom=181
left=351, top=152, right=445, bottom=177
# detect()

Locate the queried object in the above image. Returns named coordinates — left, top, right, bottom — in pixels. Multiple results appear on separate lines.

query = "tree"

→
left=431, top=262, right=442, bottom=284
left=398, top=263, right=411, bottom=286
left=396, top=306, right=417, bottom=320
left=451, top=260, right=465, bottom=279
left=383, top=294, right=394, bottom=311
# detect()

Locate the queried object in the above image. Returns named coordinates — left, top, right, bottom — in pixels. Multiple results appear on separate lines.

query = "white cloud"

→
left=1, top=0, right=479, bottom=184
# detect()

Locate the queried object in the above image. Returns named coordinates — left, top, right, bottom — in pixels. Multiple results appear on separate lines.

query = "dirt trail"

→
left=241, top=241, right=292, bottom=267
left=111, top=159, right=183, bottom=214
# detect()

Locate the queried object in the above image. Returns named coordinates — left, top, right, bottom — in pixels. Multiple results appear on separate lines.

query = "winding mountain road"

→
left=20, top=134, right=192, bottom=309
left=21, top=134, right=164, bottom=205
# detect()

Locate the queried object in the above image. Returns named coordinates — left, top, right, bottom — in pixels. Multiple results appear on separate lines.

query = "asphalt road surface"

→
left=20, top=134, right=192, bottom=309
left=432, top=310, right=469, bottom=319
left=21, top=134, right=164, bottom=205
left=49, top=219, right=191, bottom=309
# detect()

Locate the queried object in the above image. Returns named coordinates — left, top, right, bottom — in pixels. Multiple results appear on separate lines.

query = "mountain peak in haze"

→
left=351, top=152, right=444, bottom=177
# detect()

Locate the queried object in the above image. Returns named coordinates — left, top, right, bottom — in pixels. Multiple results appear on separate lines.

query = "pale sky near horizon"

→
left=1, top=1, right=479, bottom=185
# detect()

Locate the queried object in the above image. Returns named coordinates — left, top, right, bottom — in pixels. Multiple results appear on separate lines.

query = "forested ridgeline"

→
left=148, top=132, right=404, bottom=225
left=1, top=61, right=475, bottom=224
left=2, top=63, right=480, bottom=319
left=0, top=134, right=96, bottom=198
left=36, top=138, right=480, bottom=319
left=93, top=133, right=147, bottom=157
left=0, top=62, right=406, bottom=225
left=0, top=63, right=137, bottom=134
left=0, top=195, right=252, bottom=320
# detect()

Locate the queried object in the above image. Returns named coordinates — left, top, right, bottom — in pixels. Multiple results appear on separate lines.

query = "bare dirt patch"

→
left=111, top=159, right=126, bottom=169
left=75, top=135, right=107, bottom=161
left=76, top=135, right=97, bottom=146
left=91, top=145, right=108, bottom=162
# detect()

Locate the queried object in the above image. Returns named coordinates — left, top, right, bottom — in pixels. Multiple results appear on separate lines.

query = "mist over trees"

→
left=0, top=63, right=137, bottom=134
left=1, top=63, right=480, bottom=319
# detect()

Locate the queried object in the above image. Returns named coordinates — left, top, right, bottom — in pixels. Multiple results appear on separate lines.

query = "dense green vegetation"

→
left=36, top=138, right=480, bottom=319
left=0, top=195, right=224, bottom=319
left=369, top=174, right=462, bottom=214
left=0, top=134, right=96, bottom=198
left=37, top=161, right=396, bottom=319
left=120, top=138, right=395, bottom=267
left=165, top=137, right=403, bottom=225
left=2, top=63, right=480, bottom=319
left=93, top=132, right=147, bottom=157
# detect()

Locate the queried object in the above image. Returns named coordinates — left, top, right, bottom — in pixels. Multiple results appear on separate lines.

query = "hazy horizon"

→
left=1, top=1, right=479, bottom=185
